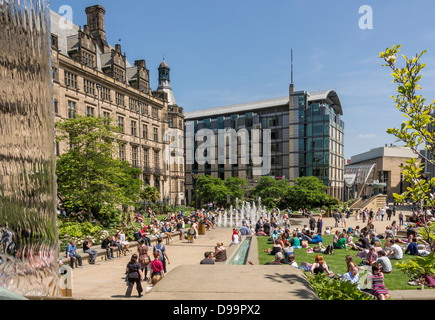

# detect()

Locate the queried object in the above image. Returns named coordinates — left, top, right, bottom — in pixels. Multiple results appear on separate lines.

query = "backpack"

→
left=153, top=243, right=165, bottom=261
left=134, top=231, right=142, bottom=241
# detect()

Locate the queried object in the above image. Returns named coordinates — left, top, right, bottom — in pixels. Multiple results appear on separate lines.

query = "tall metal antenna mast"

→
left=289, top=49, right=295, bottom=95
left=291, top=48, right=294, bottom=85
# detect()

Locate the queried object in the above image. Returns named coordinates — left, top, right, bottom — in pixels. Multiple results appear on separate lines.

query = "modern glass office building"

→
left=184, top=86, right=345, bottom=204
left=289, top=89, right=344, bottom=200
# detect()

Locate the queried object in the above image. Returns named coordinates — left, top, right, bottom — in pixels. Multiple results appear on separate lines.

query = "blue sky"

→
left=49, top=0, right=435, bottom=159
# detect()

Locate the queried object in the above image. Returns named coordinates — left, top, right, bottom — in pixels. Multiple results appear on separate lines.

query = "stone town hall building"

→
left=50, top=5, right=185, bottom=205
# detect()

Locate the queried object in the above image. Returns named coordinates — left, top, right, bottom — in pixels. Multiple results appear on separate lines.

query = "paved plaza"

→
left=64, top=209, right=434, bottom=300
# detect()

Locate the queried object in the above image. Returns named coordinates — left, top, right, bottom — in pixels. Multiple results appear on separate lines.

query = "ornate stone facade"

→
left=50, top=5, right=185, bottom=205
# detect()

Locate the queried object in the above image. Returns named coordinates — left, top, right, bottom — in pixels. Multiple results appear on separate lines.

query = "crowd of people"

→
left=63, top=203, right=435, bottom=300
left=234, top=206, right=435, bottom=300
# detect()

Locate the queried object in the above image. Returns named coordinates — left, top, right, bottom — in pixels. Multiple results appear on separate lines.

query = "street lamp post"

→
left=96, top=83, right=102, bottom=117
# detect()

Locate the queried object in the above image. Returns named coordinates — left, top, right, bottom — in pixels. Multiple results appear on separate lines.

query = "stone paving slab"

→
left=146, top=264, right=318, bottom=300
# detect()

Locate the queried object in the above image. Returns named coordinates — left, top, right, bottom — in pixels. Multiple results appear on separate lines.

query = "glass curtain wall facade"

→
left=185, top=89, right=345, bottom=204
left=184, top=101, right=290, bottom=205
left=289, top=90, right=344, bottom=199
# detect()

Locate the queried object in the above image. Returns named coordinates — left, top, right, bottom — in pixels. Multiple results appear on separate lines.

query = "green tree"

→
left=379, top=45, right=435, bottom=250
left=285, top=176, right=336, bottom=209
left=56, top=115, right=142, bottom=224
left=140, top=185, right=161, bottom=203
left=249, top=176, right=290, bottom=208
left=196, top=175, right=230, bottom=206
left=224, top=176, right=248, bottom=204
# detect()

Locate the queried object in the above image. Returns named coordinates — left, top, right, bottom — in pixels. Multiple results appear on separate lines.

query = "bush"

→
left=306, top=273, right=375, bottom=300
left=58, top=220, right=103, bottom=252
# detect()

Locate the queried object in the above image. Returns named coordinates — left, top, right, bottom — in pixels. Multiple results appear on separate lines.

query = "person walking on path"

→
left=341, top=210, right=347, bottom=228
left=380, top=207, right=385, bottom=221
left=125, top=253, right=144, bottom=298
left=150, top=251, right=164, bottom=286
left=153, top=237, right=170, bottom=273
left=333, top=210, right=340, bottom=228
left=362, top=209, right=367, bottom=223
left=317, top=214, right=323, bottom=235
left=137, top=239, right=151, bottom=281
left=66, top=240, right=83, bottom=269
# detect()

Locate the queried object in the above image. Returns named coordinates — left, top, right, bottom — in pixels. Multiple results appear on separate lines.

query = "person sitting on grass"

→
left=333, top=233, right=347, bottom=249
left=353, top=226, right=360, bottom=237
left=346, top=231, right=356, bottom=248
left=360, top=246, right=378, bottom=266
left=287, top=253, right=298, bottom=268
left=353, top=232, right=370, bottom=251
left=289, top=231, right=301, bottom=249
left=256, top=228, right=267, bottom=237
left=311, top=254, right=334, bottom=278
left=264, top=252, right=284, bottom=265
left=345, top=255, right=357, bottom=273
left=369, top=262, right=390, bottom=300
left=263, top=235, right=284, bottom=255
left=386, top=240, right=403, bottom=260
left=341, top=266, right=360, bottom=289
left=404, top=237, right=431, bottom=256
left=311, top=233, right=323, bottom=244
left=376, top=250, right=392, bottom=273
left=283, top=242, right=294, bottom=262
left=333, top=230, right=341, bottom=244
left=369, top=232, right=381, bottom=246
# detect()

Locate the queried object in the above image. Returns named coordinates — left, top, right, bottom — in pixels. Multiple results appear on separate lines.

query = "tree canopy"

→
left=55, top=115, right=142, bottom=224
left=380, top=44, right=435, bottom=250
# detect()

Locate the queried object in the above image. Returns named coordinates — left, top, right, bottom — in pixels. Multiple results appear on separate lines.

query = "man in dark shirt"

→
left=200, top=251, right=215, bottom=264
left=263, top=220, right=270, bottom=236
left=83, top=238, right=97, bottom=264
left=255, top=219, right=263, bottom=233
left=309, top=215, right=316, bottom=231
left=101, top=236, right=116, bottom=260
left=356, top=236, right=370, bottom=250
left=405, top=238, right=419, bottom=255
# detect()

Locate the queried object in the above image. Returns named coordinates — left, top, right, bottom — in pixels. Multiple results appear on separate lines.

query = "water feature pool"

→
left=229, top=237, right=252, bottom=265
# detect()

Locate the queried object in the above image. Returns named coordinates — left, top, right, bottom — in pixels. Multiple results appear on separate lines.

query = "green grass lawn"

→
left=257, top=235, right=422, bottom=290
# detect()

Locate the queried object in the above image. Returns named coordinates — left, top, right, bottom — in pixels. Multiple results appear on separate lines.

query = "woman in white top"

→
left=119, top=230, right=130, bottom=249
left=230, top=229, right=239, bottom=246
